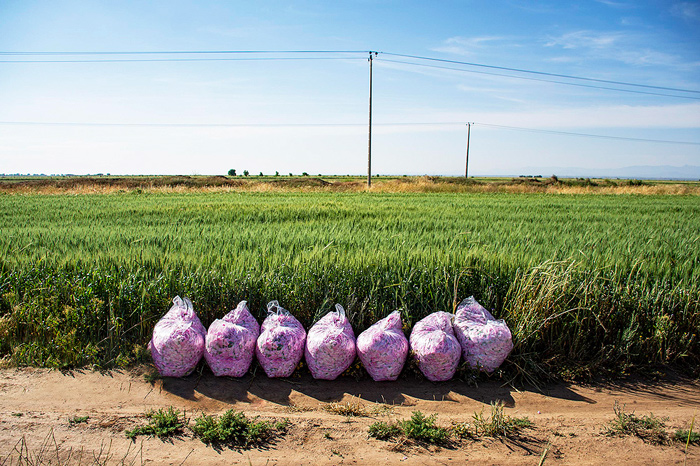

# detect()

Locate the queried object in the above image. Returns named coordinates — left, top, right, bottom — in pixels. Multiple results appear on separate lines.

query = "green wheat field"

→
left=1, top=190, right=698, bottom=380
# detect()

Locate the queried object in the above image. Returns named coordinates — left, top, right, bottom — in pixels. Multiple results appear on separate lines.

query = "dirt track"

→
left=0, top=368, right=698, bottom=465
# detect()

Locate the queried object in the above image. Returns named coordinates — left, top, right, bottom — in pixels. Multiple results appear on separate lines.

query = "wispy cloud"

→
left=594, top=0, right=634, bottom=8
left=408, top=102, right=700, bottom=129
left=432, top=36, right=518, bottom=56
left=545, top=30, right=625, bottom=49
left=671, top=2, right=700, bottom=21
left=544, top=30, right=687, bottom=66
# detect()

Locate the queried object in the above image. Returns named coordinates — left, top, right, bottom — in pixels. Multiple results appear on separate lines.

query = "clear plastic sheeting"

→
left=305, top=304, right=357, bottom=380
left=356, top=310, right=409, bottom=382
left=453, top=297, right=513, bottom=372
left=256, top=301, right=307, bottom=378
left=409, top=311, right=461, bottom=382
left=204, top=301, right=260, bottom=377
left=149, top=296, right=206, bottom=377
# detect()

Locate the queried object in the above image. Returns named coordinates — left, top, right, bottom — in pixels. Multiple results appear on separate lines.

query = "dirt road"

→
left=0, top=368, right=697, bottom=465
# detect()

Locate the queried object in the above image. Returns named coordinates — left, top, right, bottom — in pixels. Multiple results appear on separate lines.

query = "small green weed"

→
left=69, top=415, right=89, bottom=425
left=368, top=421, right=403, bottom=440
left=605, top=401, right=668, bottom=445
left=190, top=409, right=288, bottom=447
left=143, top=371, right=162, bottom=384
left=125, top=406, right=185, bottom=439
left=674, top=429, right=699, bottom=444
left=453, top=401, right=531, bottom=439
left=400, top=411, right=450, bottom=444
left=368, top=411, right=449, bottom=445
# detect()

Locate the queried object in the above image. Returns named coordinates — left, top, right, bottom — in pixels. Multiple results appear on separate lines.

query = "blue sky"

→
left=0, top=0, right=699, bottom=176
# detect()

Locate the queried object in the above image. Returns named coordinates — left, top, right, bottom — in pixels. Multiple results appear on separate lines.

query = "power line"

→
left=0, top=57, right=366, bottom=64
left=0, top=121, right=367, bottom=127
left=472, top=122, right=700, bottom=145
left=0, top=50, right=369, bottom=56
left=1, top=120, right=698, bottom=146
left=2, top=48, right=697, bottom=96
left=381, top=52, right=700, bottom=95
left=378, top=58, right=700, bottom=101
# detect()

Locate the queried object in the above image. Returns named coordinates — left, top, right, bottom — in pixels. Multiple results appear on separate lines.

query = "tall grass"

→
left=0, top=192, right=697, bottom=378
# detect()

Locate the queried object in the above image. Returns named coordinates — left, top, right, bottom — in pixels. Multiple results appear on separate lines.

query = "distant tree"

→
left=259, top=171, right=264, bottom=176
left=243, top=170, right=249, bottom=176
left=302, top=172, right=309, bottom=176
left=275, top=171, right=280, bottom=176
left=289, top=173, right=293, bottom=176
left=228, top=169, right=236, bottom=176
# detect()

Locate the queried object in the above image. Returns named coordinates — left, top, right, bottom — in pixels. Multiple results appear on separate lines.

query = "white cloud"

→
left=545, top=30, right=625, bottom=49
left=379, top=102, right=700, bottom=130
left=544, top=29, right=689, bottom=67
left=594, top=0, right=634, bottom=8
left=432, top=35, right=518, bottom=56
left=671, top=2, right=700, bottom=21
left=479, top=103, right=700, bottom=129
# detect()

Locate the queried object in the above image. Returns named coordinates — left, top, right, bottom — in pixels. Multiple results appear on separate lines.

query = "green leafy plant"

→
left=400, top=411, right=450, bottom=444
left=190, top=409, right=288, bottom=447
left=368, top=421, right=403, bottom=441
left=368, top=411, right=449, bottom=445
left=674, top=428, right=699, bottom=444
left=69, top=415, right=89, bottom=425
left=125, top=407, right=185, bottom=439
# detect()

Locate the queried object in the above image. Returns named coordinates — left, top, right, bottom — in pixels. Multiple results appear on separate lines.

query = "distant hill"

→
left=486, top=165, right=700, bottom=180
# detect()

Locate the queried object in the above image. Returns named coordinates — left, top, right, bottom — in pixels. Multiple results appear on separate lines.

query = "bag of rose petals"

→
left=204, top=301, right=260, bottom=377
left=256, top=301, right=307, bottom=378
left=453, top=297, right=513, bottom=372
left=409, top=311, right=461, bottom=382
left=356, top=310, right=408, bottom=381
left=149, top=296, right=206, bottom=377
left=305, top=304, right=356, bottom=380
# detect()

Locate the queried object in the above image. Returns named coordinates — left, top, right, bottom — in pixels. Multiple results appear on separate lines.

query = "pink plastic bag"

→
left=204, top=301, right=260, bottom=377
left=305, top=304, right=356, bottom=380
left=149, top=296, right=206, bottom=377
left=255, top=301, right=307, bottom=378
left=409, top=311, right=461, bottom=382
left=453, top=297, right=513, bottom=372
left=356, top=311, right=408, bottom=381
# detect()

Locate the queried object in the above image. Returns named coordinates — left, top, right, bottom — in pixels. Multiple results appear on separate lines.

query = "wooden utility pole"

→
left=367, top=52, right=377, bottom=188
left=465, top=122, right=471, bottom=179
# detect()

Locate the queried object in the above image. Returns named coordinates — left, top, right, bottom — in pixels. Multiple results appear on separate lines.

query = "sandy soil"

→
left=0, top=368, right=698, bottom=465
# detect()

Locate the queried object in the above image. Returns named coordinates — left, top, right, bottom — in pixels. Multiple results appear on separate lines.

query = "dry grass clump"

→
left=604, top=401, right=669, bottom=445
left=1, top=428, right=143, bottom=465
left=324, top=398, right=369, bottom=417
left=1, top=175, right=698, bottom=195
left=452, top=401, right=531, bottom=439
left=323, top=397, right=394, bottom=417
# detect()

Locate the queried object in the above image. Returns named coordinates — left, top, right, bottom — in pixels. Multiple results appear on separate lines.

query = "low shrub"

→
left=125, top=407, right=185, bottom=439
